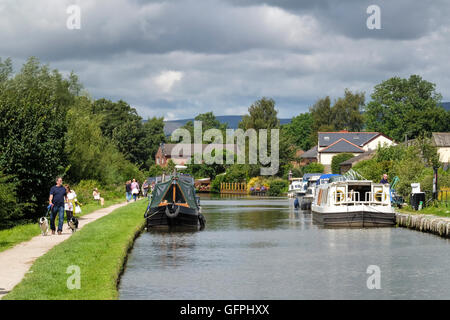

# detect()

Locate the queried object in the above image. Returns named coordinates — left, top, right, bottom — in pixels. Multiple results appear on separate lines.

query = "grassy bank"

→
left=3, top=200, right=147, bottom=300
left=0, top=197, right=126, bottom=253
left=399, top=204, right=450, bottom=218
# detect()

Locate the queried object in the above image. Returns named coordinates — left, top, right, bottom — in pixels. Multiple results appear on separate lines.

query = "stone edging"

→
left=396, top=212, right=450, bottom=238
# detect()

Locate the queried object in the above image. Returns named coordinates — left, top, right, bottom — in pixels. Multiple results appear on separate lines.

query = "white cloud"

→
left=154, top=70, right=183, bottom=93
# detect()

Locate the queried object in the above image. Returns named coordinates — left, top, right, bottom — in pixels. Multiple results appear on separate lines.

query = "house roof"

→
left=320, top=138, right=365, bottom=153
left=301, top=146, right=318, bottom=158
left=432, top=132, right=450, bottom=147
left=340, top=150, right=375, bottom=166
left=161, top=143, right=239, bottom=157
left=318, top=132, right=381, bottom=147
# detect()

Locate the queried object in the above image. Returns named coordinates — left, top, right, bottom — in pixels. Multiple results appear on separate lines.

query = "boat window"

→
left=162, top=185, right=187, bottom=204
left=348, top=184, right=371, bottom=202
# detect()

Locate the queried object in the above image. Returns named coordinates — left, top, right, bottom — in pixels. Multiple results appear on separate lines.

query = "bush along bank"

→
left=3, top=200, right=147, bottom=300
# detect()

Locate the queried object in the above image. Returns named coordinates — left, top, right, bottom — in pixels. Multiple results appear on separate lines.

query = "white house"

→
left=304, top=131, right=395, bottom=173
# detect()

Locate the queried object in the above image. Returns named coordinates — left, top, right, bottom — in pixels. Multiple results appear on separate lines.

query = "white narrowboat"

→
left=311, top=180, right=396, bottom=227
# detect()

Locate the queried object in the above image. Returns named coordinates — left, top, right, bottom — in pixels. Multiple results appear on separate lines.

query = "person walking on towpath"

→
left=131, top=179, right=140, bottom=202
left=125, top=180, right=132, bottom=202
left=49, top=177, right=67, bottom=235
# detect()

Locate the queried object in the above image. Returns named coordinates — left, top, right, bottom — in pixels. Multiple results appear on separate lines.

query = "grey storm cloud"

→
left=0, top=0, right=449, bottom=120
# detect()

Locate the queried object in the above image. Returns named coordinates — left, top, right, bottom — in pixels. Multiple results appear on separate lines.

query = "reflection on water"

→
left=118, top=196, right=450, bottom=300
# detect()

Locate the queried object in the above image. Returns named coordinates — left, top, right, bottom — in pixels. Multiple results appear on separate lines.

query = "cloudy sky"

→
left=1, top=0, right=449, bottom=119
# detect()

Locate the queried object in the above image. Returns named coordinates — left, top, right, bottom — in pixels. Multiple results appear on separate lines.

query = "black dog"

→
left=68, top=217, right=79, bottom=233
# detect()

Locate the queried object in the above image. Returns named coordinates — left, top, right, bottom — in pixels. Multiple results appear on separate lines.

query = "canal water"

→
left=118, top=195, right=450, bottom=300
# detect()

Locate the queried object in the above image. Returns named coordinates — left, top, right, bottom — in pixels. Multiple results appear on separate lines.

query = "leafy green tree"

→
left=331, top=89, right=365, bottom=131
left=141, top=117, right=166, bottom=168
left=182, top=112, right=228, bottom=142
left=0, top=57, right=72, bottom=222
left=239, top=97, right=280, bottom=130
left=310, top=96, right=333, bottom=133
left=281, top=112, right=314, bottom=151
left=366, top=75, right=448, bottom=141
left=331, top=153, right=355, bottom=174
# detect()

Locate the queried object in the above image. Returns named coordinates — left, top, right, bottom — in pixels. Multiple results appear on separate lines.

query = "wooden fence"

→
left=220, top=182, right=247, bottom=194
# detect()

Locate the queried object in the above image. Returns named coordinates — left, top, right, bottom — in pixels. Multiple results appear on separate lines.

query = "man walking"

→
left=49, top=176, right=67, bottom=235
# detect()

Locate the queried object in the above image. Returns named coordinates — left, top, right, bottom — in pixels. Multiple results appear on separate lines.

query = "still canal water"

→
left=119, top=195, right=450, bottom=299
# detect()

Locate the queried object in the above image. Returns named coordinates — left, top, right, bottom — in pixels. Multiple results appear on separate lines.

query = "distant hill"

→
left=442, top=102, right=450, bottom=111
left=163, top=115, right=291, bottom=136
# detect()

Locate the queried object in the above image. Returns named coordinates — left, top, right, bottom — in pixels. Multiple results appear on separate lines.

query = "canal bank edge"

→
left=396, top=212, right=450, bottom=238
left=2, top=200, right=147, bottom=300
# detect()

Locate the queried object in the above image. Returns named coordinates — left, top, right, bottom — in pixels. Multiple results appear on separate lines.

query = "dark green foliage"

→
left=281, top=112, right=314, bottom=151
left=0, top=57, right=73, bottom=222
left=365, top=75, right=448, bottom=141
left=92, top=99, right=165, bottom=169
left=309, top=89, right=365, bottom=143
left=268, top=179, right=288, bottom=196
left=302, top=162, right=324, bottom=174
left=331, top=153, right=355, bottom=174
left=352, top=139, right=447, bottom=201
left=0, top=173, right=25, bottom=229
left=239, top=97, right=280, bottom=130
left=181, top=112, right=228, bottom=141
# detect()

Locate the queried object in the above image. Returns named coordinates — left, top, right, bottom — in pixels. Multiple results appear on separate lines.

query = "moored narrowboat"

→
left=311, top=179, right=396, bottom=227
left=144, top=174, right=206, bottom=229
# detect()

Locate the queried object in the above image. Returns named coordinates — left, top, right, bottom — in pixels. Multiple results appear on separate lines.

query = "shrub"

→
left=0, top=173, right=26, bottom=229
left=302, top=162, right=324, bottom=174
left=268, top=179, right=288, bottom=196
left=210, top=174, right=226, bottom=193
left=331, top=153, right=355, bottom=174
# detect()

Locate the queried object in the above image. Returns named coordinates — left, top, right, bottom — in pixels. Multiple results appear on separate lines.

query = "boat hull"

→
left=312, top=205, right=396, bottom=227
left=146, top=205, right=200, bottom=229
left=300, top=196, right=313, bottom=210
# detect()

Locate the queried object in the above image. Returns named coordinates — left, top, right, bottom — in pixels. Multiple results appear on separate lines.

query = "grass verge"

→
left=399, top=204, right=450, bottom=218
left=3, top=200, right=147, bottom=300
left=0, top=197, right=126, bottom=253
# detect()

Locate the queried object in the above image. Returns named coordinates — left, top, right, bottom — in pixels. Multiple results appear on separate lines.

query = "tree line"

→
left=1, top=56, right=449, bottom=227
left=0, top=57, right=166, bottom=228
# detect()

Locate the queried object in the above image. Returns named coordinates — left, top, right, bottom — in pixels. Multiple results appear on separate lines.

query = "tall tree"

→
left=331, top=89, right=365, bottom=131
left=239, top=97, right=280, bottom=130
left=0, top=57, right=73, bottom=222
left=141, top=117, right=166, bottom=168
left=366, top=75, right=448, bottom=141
left=281, top=112, right=314, bottom=151
left=181, top=111, right=228, bottom=142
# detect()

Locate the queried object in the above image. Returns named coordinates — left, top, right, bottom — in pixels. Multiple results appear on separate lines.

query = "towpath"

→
left=0, top=201, right=130, bottom=299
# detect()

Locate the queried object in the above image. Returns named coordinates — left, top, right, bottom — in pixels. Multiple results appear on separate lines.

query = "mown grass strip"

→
left=0, top=197, right=126, bottom=253
left=399, top=204, right=450, bottom=218
left=3, top=200, right=147, bottom=300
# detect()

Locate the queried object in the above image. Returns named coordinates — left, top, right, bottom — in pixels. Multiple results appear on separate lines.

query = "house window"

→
left=156, top=158, right=160, bottom=165
left=324, top=136, right=330, bottom=141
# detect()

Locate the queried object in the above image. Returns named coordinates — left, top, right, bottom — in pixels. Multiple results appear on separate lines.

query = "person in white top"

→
left=64, top=185, right=77, bottom=227
left=93, top=188, right=104, bottom=206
